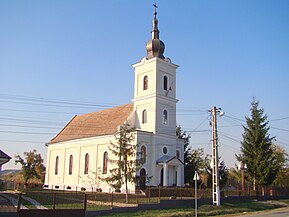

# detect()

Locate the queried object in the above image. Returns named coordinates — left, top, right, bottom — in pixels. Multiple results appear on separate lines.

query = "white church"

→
left=44, top=6, right=185, bottom=193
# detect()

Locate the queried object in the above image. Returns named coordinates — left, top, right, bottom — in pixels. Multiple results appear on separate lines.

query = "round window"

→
left=163, top=147, right=168, bottom=154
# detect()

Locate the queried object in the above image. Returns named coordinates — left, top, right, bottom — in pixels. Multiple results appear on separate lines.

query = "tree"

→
left=15, top=149, right=45, bottom=188
left=177, top=125, right=194, bottom=184
left=205, top=158, right=228, bottom=189
left=272, top=145, right=289, bottom=186
left=105, top=123, right=141, bottom=203
left=186, top=148, right=210, bottom=186
left=226, top=167, right=240, bottom=190
left=176, top=126, right=213, bottom=186
left=176, top=125, right=191, bottom=167
left=236, top=99, right=280, bottom=195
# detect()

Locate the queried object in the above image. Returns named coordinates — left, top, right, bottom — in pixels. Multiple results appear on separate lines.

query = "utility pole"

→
left=210, top=106, right=223, bottom=206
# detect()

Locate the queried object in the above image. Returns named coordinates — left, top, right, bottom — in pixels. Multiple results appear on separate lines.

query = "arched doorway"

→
left=140, top=168, right=146, bottom=190
left=175, top=171, right=177, bottom=186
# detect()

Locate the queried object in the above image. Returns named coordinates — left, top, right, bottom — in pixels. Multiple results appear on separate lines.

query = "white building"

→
left=44, top=7, right=184, bottom=193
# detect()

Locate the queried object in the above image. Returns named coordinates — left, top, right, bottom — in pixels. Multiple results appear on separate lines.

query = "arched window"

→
left=55, top=156, right=59, bottom=175
left=162, top=109, right=168, bottom=125
left=141, top=146, right=146, bottom=163
left=163, top=76, right=168, bottom=91
left=69, top=155, right=73, bottom=175
left=84, top=153, right=89, bottom=175
left=176, top=150, right=180, bottom=159
left=103, top=152, right=108, bottom=174
left=142, top=110, right=147, bottom=124
left=143, top=76, right=148, bottom=90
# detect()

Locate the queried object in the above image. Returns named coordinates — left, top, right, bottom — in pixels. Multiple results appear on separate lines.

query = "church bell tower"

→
left=132, top=5, right=179, bottom=136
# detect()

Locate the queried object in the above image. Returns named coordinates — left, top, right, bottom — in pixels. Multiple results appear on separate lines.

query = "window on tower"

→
left=163, top=109, right=168, bottom=125
left=163, top=76, right=168, bottom=91
left=141, top=145, right=146, bottom=163
left=143, top=75, right=148, bottom=90
left=142, top=110, right=147, bottom=124
left=176, top=150, right=180, bottom=159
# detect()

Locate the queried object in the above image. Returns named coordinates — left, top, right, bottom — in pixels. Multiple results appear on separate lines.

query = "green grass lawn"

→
left=98, top=200, right=289, bottom=217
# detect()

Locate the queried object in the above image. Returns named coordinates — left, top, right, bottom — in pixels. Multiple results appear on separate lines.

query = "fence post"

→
left=83, top=193, right=87, bottom=210
left=148, top=186, right=150, bottom=203
left=136, top=188, right=139, bottom=205
left=180, top=186, right=182, bottom=199
left=158, top=186, right=161, bottom=203
left=17, top=193, right=22, bottom=213
left=111, top=191, right=113, bottom=208
left=53, top=192, right=56, bottom=210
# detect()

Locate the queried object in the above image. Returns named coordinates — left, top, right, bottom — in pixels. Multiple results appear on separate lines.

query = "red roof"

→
left=49, top=104, right=134, bottom=144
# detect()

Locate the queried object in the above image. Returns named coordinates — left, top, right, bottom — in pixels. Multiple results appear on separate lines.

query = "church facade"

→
left=44, top=7, right=184, bottom=193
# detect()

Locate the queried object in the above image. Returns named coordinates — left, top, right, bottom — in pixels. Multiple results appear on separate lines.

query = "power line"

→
left=0, top=139, right=46, bottom=144
left=0, top=93, right=209, bottom=113
left=218, top=131, right=242, bottom=144
left=270, top=116, right=289, bottom=122
left=0, top=108, right=77, bottom=115
left=0, top=94, right=118, bottom=108
left=0, top=117, right=65, bottom=126
left=0, top=123, right=60, bottom=130
left=271, top=126, right=289, bottom=133
left=191, top=114, right=210, bottom=131
left=0, top=130, right=55, bottom=135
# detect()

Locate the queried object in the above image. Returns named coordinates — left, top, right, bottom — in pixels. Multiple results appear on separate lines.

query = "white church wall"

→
left=156, top=100, right=176, bottom=135
left=45, top=134, right=139, bottom=193
left=134, top=100, right=155, bottom=132
left=135, top=131, right=184, bottom=187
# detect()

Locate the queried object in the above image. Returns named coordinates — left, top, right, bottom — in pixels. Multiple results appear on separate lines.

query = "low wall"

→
left=19, top=209, right=85, bottom=217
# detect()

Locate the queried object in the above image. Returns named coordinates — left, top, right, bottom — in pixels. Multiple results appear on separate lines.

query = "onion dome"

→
left=146, top=4, right=165, bottom=59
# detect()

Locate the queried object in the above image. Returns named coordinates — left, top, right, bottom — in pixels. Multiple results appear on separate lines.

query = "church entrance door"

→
left=140, top=168, right=146, bottom=189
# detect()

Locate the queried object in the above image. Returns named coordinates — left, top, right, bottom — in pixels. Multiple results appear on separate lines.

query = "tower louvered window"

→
left=143, top=76, right=148, bottom=90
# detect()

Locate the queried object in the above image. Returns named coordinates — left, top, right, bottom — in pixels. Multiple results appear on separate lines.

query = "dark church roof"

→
left=0, top=150, right=11, bottom=160
left=49, top=103, right=134, bottom=144
left=0, top=150, right=11, bottom=166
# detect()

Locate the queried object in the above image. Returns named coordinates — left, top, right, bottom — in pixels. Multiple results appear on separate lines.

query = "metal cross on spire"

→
left=153, top=2, right=158, bottom=16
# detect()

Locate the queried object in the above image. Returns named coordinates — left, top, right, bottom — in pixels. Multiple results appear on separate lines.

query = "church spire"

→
left=146, top=3, right=165, bottom=59
left=151, top=3, right=159, bottom=39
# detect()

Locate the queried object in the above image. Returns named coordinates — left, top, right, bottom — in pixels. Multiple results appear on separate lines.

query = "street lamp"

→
left=238, top=161, right=247, bottom=193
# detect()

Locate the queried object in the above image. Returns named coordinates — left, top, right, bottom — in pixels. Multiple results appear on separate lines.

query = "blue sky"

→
left=1, top=0, right=289, bottom=169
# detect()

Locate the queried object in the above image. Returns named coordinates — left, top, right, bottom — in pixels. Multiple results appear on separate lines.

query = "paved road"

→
left=234, top=207, right=289, bottom=217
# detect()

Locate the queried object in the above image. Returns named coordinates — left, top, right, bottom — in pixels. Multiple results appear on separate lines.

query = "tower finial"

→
left=145, top=3, right=165, bottom=59
left=153, top=2, right=158, bottom=17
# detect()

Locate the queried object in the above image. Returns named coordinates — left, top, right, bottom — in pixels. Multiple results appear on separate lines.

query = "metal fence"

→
left=1, top=186, right=289, bottom=213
